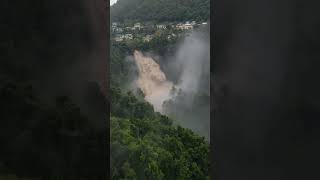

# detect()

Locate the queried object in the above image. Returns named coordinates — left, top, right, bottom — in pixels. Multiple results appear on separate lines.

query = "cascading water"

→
left=133, top=50, right=173, bottom=112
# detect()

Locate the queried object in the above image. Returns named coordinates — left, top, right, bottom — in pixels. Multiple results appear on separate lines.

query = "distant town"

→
left=111, top=21, right=208, bottom=42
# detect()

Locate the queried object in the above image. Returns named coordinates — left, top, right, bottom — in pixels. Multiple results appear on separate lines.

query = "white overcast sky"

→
left=110, top=0, right=117, bottom=5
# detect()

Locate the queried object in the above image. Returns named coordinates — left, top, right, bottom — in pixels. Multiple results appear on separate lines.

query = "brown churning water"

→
left=133, top=50, right=173, bottom=112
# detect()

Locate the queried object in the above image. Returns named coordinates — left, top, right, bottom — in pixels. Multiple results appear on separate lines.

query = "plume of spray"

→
left=166, top=28, right=210, bottom=138
left=174, top=29, right=210, bottom=98
left=132, top=27, right=210, bottom=139
left=133, top=50, right=173, bottom=112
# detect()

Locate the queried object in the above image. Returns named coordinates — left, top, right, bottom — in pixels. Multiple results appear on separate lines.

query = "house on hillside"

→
left=112, top=22, right=119, bottom=32
left=112, top=22, right=118, bottom=28
left=176, top=23, right=193, bottom=30
left=112, top=27, right=123, bottom=33
left=115, top=27, right=123, bottom=33
left=167, top=33, right=177, bottom=40
left=114, top=33, right=133, bottom=41
left=124, top=34, right=133, bottom=40
left=175, top=23, right=183, bottom=29
left=114, top=35, right=123, bottom=42
left=143, top=35, right=153, bottom=42
left=184, top=22, right=193, bottom=29
left=156, top=24, right=167, bottom=29
left=133, top=23, right=143, bottom=30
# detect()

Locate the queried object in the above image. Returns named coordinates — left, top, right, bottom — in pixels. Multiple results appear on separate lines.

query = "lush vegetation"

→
left=163, top=89, right=210, bottom=139
left=110, top=86, right=209, bottom=180
left=110, top=37, right=210, bottom=179
left=111, top=0, right=210, bottom=23
left=110, top=43, right=131, bottom=88
left=110, top=31, right=181, bottom=89
left=111, top=27, right=183, bottom=55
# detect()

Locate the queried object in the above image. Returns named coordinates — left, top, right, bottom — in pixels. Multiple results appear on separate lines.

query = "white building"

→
left=114, top=36, right=123, bottom=42
left=143, top=35, right=153, bottom=42
left=156, top=24, right=167, bottom=29
left=176, top=23, right=193, bottom=30
left=124, top=34, right=133, bottom=40
left=114, top=34, right=133, bottom=41
left=115, top=27, right=123, bottom=33
left=133, top=23, right=143, bottom=30
left=167, top=33, right=177, bottom=40
left=112, top=22, right=118, bottom=27
left=184, top=23, right=193, bottom=29
left=175, top=23, right=183, bottom=29
left=112, top=27, right=123, bottom=33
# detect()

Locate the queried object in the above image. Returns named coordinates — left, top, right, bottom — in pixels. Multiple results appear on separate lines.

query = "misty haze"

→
left=110, top=0, right=210, bottom=179
left=132, top=28, right=210, bottom=139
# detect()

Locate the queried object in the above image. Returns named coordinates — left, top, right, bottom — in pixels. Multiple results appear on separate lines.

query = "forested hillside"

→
left=110, top=0, right=210, bottom=178
left=110, top=86, right=209, bottom=179
left=110, top=42, right=210, bottom=179
left=111, top=0, right=210, bottom=22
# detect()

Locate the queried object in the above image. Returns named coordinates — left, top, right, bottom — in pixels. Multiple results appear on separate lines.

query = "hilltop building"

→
left=124, top=34, right=133, bottom=39
left=112, top=22, right=118, bottom=28
left=112, top=27, right=123, bottom=33
left=114, top=33, right=133, bottom=42
left=143, top=35, right=153, bottom=42
left=114, top=36, right=123, bottom=42
left=167, top=33, right=177, bottom=40
left=176, top=23, right=193, bottom=30
left=133, top=23, right=143, bottom=30
left=156, top=24, right=167, bottom=29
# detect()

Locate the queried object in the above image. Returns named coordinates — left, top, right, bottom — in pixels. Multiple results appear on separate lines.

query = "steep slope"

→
left=111, top=0, right=210, bottom=22
left=110, top=43, right=210, bottom=179
left=110, top=86, right=209, bottom=179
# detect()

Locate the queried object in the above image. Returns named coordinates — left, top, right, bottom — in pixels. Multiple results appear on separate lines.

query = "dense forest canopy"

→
left=111, top=0, right=210, bottom=23
left=110, top=36, right=210, bottom=179
left=110, top=86, right=210, bottom=179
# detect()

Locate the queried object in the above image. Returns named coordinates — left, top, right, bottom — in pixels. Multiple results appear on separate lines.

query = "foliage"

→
left=110, top=28, right=209, bottom=180
left=110, top=42, right=131, bottom=88
left=163, top=90, right=210, bottom=139
left=111, top=30, right=182, bottom=62
left=111, top=0, right=210, bottom=23
left=110, top=87, right=210, bottom=179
